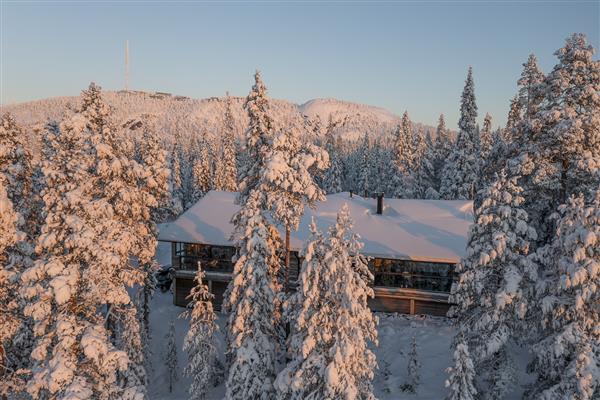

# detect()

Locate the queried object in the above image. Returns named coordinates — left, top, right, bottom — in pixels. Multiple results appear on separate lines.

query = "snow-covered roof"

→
left=158, top=191, right=473, bottom=263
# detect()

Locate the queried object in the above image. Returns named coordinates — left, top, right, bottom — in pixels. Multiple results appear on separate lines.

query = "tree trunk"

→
left=285, top=226, right=290, bottom=291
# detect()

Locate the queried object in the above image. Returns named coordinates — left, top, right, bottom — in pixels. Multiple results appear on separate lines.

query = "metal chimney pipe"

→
left=376, top=193, right=384, bottom=215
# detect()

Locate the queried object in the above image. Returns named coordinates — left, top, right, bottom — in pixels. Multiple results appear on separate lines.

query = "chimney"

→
left=376, top=193, right=384, bottom=215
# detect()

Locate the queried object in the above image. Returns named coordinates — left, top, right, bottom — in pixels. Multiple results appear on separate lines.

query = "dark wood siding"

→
left=211, top=281, right=228, bottom=312
left=174, top=276, right=194, bottom=307
left=414, top=300, right=450, bottom=317
left=368, top=296, right=411, bottom=314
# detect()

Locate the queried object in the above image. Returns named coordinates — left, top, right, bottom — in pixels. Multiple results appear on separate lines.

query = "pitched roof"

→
left=158, top=191, right=473, bottom=263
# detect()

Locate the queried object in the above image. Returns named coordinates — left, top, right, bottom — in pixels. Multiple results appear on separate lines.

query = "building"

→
left=158, top=191, right=473, bottom=316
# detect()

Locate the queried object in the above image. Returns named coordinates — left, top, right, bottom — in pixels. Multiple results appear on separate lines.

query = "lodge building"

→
left=158, top=191, right=473, bottom=317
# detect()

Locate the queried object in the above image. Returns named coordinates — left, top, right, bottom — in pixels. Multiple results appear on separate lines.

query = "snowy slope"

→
left=1, top=92, right=435, bottom=145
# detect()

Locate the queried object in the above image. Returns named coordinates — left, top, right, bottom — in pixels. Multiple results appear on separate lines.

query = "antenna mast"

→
left=125, top=40, right=130, bottom=91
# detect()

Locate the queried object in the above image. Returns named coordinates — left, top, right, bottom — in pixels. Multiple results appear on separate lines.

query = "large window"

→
left=175, top=243, right=301, bottom=279
left=370, top=258, right=455, bottom=292
left=177, top=244, right=236, bottom=273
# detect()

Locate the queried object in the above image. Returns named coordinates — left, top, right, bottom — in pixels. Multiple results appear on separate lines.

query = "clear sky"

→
left=1, top=1, right=598, bottom=128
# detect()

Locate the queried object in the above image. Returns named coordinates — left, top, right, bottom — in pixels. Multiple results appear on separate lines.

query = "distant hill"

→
left=1, top=91, right=435, bottom=145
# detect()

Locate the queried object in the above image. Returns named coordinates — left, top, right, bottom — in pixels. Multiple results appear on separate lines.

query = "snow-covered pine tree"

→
left=449, top=171, right=537, bottom=399
left=182, top=267, right=221, bottom=400
left=527, top=191, right=600, bottom=400
left=504, top=95, right=522, bottom=143
left=517, top=53, right=545, bottom=119
left=440, top=67, right=479, bottom=200
left=262, top=110, right=328, bottom=287
left=357, top=132, right=371, bottom=197
left=445, top=340, right=477, bottom=400
left=506, top=34, right=600, bottom=248
left=535, top=33, right=600, bottom=208
left=401, top=336, right=421, bottom=393
left=21, top=113, right=129, bottom=399
left=275, top=205, right=378, bottom=400
left=165, top=320, right=179, bottom=393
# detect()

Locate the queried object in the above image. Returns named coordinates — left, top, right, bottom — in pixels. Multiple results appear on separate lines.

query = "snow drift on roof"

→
left=158, top=191, right=473, bottom=263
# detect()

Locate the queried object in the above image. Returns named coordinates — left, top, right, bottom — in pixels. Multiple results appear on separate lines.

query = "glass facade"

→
left=370, top=258, right=455, bottom=292
left=173, top=242, right=455, bottom=293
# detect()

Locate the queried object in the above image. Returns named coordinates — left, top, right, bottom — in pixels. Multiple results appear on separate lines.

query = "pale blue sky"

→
left=1, top=1, right=598, bottom=128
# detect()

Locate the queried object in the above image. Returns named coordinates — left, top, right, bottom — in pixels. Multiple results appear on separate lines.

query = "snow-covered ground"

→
left=147, top=289, right=455, bottom=400
left=149, top=243, right=532, bottom=400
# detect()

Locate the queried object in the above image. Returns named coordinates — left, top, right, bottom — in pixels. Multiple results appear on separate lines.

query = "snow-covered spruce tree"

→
left=223, top=71, right=282, bottom=400
left=165, top=320, right=179, bottom=394
left=449, top=171, right=537, bottom=399
left=235, top=71, right=276, bottom=203
left=85, top=86, right=170, bottom=398
left=134, top=114, right=171, bottom=227
left=275, top=205, right=378, bottom=400
left=424, top=114, right=453, bottom=199
left=411, top=126, right=426, bottom=172
left=216, top=93, right=238, bottom=192
left=440, top=67, right=479, bottom=200
left=20, top=114, right=129, bottom=399
left=181, top=267, right=222, bottom=400
left=0, top=112, right=38, bottom=387
left=474, top=113, right=495, bottom=208
left=390, top=111, right=415, bottom=198
left=526, top=192, right=600, bottom=400
left=413, top=130, right=438, bottom=199
left=445, top=340, right=477, bottom=400
left=190, top=135, right=212, bottom=205
left=169, top=133, right=185, bottom=217
left=322, top=132, right=344, bottom=194
left=357, top=132, right=371, bottom=197
left=223, top=190, right=282, bottom=400
left=0, top=179, right=27, bottom=396
left=130, top=115, right=171, bottom=388
left=479, top=113, right=493, bottom=160
left=0, top=113, right=35, bottom=236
